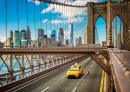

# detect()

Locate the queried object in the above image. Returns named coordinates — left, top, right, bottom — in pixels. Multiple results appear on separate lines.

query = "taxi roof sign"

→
left=74, top=63, right=78, bottom=66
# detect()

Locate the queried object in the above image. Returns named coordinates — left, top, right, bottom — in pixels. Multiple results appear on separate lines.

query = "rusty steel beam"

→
left=21, top=55, right=24, bottom=79
left=14, top=55, right=22, bottom=67
left=0, top=47, right=106, bottom=55
left=0, top=56, right=10, bottom=70
left=89, top=53, right=111, bottom=76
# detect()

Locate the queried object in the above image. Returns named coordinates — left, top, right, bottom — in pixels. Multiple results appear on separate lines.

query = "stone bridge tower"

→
left=86, top=0, right=130, bottom=50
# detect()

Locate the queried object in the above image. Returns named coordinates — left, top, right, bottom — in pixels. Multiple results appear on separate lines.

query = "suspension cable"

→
left=17, top=0, right=19, bottom=47
left=34, top=0, right=36, bottom=41
left=40, top=1, right=42, bottom=30
left=5, top=0, right=7, bottom=46
left=60, top=5, right=61, bottom=28
left=45, top=2, right=47, bottom=35
left=53, top=3, right=55, bottom=30
left=50, top=3, right=51, bottom=32
left=26, top=0, right=28, bottom=47
left=57, top=4, right=58, bottom=33
left=26, top=0, right=28, bottom=27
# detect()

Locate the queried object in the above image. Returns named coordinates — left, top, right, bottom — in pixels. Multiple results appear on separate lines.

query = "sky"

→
left=0, top=0, right=122, bottom=44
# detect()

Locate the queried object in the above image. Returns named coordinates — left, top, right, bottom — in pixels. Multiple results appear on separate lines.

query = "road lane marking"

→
left=71, top=63, right=94, bottom=92
left=13, top=70, right=59, bottom=92
left=41, top=75, right=66, bottom=92
left=99, top=58, right=105, bottom=92
left=14, top=57, right=90, bottom=92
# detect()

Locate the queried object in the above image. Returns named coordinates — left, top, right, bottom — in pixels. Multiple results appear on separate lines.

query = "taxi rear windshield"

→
left=69, top=67, right=78, bottom=71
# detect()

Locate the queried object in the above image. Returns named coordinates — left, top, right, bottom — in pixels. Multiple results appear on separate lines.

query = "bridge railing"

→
left=0, top=54, right=82, bottom=87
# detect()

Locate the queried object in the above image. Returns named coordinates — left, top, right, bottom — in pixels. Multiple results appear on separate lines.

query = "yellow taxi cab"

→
left=66, top=63, right=83, bottom=78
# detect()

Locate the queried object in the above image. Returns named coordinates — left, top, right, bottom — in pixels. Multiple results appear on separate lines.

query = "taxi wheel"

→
left=81, top=71, right=83, bottom=75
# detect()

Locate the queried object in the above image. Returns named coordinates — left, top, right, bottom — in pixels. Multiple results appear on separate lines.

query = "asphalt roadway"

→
left=14, top=56, right=102, bottom=92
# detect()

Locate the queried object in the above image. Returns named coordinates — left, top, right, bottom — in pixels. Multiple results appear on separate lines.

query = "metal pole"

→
left=10, top=55, right=13, bottom=82
left=31, top=55, right=33, bottom=75
left=21, top=55, right=24, bottom=78
left=38, top=55, right=40, bottom=72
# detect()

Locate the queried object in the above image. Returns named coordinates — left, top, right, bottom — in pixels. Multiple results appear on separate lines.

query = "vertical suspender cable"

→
left=50, top=3, right=51, bottom=32
left=53, top=3, right=55, bottom=30
left=40, top=1, right=42, bottom=30
left=60, top=5, right=61, bottom=28
left=62, top=4, right=63, bottom=29
left=26, top=0, right=28, bottom=47
left=5, top=0, right=7, bottom=46
left=57, top=4, right=58, bottom=32
left=17, top=0, right=19, bottom=47
left=45, top=2, right=47, bottom=35
left=34, top=0, right=36, bottom=41
left=26, top=0, right=28, bottom=27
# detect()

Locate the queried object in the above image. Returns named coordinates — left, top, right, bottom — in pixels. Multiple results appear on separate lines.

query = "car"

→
left=66, top=63, right=83, bottom=78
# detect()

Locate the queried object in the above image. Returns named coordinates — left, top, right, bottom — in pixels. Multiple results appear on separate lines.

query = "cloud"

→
left=51, top=20, right=63, bottom=24
left=42, top=19, right=48, bottom=23
left=41, top=4, right=87, bottom=18
left=47, top=30, right=51, bottom=33
left=28, top=0, right=40, bottom=5
left=0, top=36, right=6, bottom=43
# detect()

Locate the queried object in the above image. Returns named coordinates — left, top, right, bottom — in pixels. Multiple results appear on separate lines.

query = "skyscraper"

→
left=4, top=38, right=12, bottom=47
left=27, top=26, right=31, bottom=46
left=79, top=36, right=82, bottom=45
left=20, top=30, right=26, bottom=40
left=84, top=27, right=87, bottom=44
left=0, top=41, right=4, bottom=48
left=75, top=38, right=79, bottom=45
left=38, top=29, right=44, bottom=39
left=31, top=40, right=37, bottom=47
left=51, top=34, right=57, bottom=46
left=69, top=23, right=73, bottom=46
left=58, top=28, right=64, bottom=46
left=43, top=35, right=47, bottom=45
left=51, top=30, right=57, bottom=46
left=10, top=30, right=13, bottom=41
left=21, top=39, right=27, bottom=46
left=38, top=29, right=44, bottom=46
left=13, top=31, right=20, bottom=47
left=52, top=30, right=56, bottom=35
left=65, top=39, right=69, bottom=46
left=59, top=28, right=64, bottom=36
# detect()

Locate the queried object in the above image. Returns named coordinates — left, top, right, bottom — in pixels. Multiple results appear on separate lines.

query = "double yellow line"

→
left=99, top=58, right=105, bottom=92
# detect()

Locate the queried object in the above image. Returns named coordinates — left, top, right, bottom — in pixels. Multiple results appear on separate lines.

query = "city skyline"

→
left=0, top=0, right=122, bottom=44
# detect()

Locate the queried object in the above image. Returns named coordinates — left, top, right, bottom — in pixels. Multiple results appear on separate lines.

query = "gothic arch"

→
left=94, top=15, right=107, bottom=26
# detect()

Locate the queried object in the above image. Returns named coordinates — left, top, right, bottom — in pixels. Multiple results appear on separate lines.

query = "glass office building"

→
left=69, top=23, right=73, bottom=46
left=13, top=31, right=20, bottom=47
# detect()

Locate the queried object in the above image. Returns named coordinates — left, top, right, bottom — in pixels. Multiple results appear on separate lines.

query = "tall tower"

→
left=13, top=31, right=20, bottom=47
left=38, top=29, right=44, bottom=46
left=38, top=29, right=44, bottom=39
left=69, top=23, right=73, bottom=46
left=84, top=27, right=87, bottom=44
left=58, top=28, right=64, bottom=46
left=51, top=30, right=57, bottom=46
left=27, top=26, right=31, bottom=46
left=10, top=30, right=13, bottom=41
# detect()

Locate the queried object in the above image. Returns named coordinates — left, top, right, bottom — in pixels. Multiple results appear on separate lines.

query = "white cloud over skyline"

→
left=42, top=19, right=48, bottom=23
left=0, top=36, right=6, bottom=43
